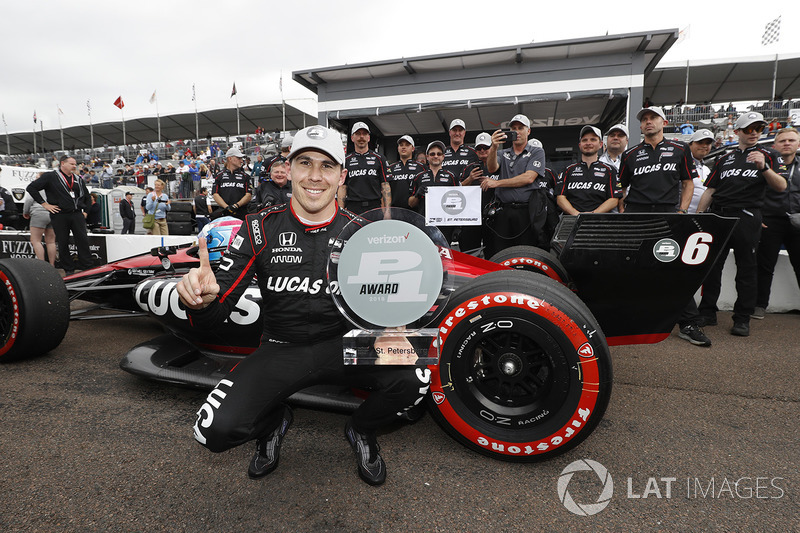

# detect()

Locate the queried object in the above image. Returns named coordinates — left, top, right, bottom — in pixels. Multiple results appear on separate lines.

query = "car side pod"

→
left=551, top=213, right=738, bottom=345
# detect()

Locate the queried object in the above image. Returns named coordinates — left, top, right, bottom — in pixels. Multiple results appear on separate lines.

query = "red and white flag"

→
left=231, top=82, right=237, bottom=98
left=114, top=96, right=125, bottom=109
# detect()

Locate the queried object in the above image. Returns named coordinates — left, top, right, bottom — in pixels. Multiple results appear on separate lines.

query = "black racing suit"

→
left=187, top=204, right=429, bottom=452
left=250, top=179, right=292, bottom=213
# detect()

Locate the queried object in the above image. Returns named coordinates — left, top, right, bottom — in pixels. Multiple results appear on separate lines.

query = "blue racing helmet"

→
left=197, top=216, right=242, bottom=261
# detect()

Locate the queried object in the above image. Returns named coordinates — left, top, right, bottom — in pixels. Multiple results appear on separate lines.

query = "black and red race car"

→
left=0, top=213, right=737, bottom=463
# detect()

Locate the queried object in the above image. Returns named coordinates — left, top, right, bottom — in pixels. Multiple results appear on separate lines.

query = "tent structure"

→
left=4, top=103, right=315, bottom=155
left=292, top=30, right=680, bottom=145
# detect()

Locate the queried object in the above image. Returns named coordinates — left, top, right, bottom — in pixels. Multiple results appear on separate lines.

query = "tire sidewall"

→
left=428, top=271, right=610, bottom=461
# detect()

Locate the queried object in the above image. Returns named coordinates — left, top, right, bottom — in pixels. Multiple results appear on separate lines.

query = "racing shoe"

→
left=344, top=420, right=386, bottom=486
left=248, top=405, right=293, bottom=479
left=678, top=325, right=711, bottom=347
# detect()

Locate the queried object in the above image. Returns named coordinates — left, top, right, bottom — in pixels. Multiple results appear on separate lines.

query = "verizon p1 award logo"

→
left=337, top=219, right=443, bottom=327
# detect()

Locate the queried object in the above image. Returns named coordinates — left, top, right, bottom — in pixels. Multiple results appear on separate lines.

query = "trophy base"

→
left=343, top=328, right=440, bottom=365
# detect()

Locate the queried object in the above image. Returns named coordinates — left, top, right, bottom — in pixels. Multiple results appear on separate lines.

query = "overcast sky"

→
left=2, top=1, right=798, bottom=135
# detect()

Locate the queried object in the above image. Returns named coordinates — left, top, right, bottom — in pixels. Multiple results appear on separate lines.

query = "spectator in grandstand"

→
left=687, top=129, right=714, bottom=213
left=697, top=112, right=787, bottom=337
left=767, top=118, right=782, bottom=137
left=556, top=126, right=621, bottom=216
left=340, top=122, right=391, bottom=214
left=754, top=127, right=800, bottom=319
left=100, top=164, right=114, bottom=188
left=481, top=114, right=549, bottom=252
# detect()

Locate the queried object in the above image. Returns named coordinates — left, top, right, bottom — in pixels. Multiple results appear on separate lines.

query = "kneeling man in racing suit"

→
left=177, top=126, right=429, bottom=486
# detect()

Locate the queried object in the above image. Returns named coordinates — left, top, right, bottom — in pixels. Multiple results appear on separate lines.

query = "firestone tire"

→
left=490, top=245, right=570, bottom=284
left=427, top=270, right=612, bottom=462
left=0, top=258, right=70, bottom=363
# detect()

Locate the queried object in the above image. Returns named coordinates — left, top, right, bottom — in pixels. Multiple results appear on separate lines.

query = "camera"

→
left=502, top=130, right=518, bottom=143
left=483, top=201, right=502, bottom=221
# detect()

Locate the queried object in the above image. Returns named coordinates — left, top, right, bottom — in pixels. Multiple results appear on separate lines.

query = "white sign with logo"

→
left=425, top=186, right=481, bottom=226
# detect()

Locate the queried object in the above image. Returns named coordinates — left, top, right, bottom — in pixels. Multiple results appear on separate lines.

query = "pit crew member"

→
left=754, top=127, right=800, bottom=319
left=388, top=135, right=425, bottom=210
left=339, top=122, right=391, bottom=214
left=408, top=140, right=460, bottom=243
left=619, top=106, right=709, bottom=347
left=212, top=146, right=252, bottom=220
left=697, top=112, right=787, bottom=336
left=556, top=126, right=621, bottom=215
left=481, top=114, right=549, bottom=252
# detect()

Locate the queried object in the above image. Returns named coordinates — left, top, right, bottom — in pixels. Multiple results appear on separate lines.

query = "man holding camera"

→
left=212, top=146, right=252, bottom=220
left=481, top=114, right=548, bottom=253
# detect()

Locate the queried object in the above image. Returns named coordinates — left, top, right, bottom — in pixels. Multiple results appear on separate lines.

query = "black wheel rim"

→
left=450, top=317, right=572, bottom=421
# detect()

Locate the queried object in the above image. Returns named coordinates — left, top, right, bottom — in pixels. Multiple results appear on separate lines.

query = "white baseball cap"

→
left=510, top=114, right=531, bottom=128
left=225, top=147, right=245, bottom=158
left=475, top=132, right=492, bottom=147
left=689, top=129, right=715, bottom=143
left=280, top=136, right=293, bottom=149
left=449, top=119, right=466, bottom=130
left=607, top=123, right=629, bottom=137
left=397, top=135, right=414, bottom=146
left=580, top=125, right=602, bottom=139
left=351, top=121, right=370, bottom=134
left=636, top=106, right=667, bottom=121
left=734, top=112, right=767, bottom=130
left=288, top=125, right=345, bottom=165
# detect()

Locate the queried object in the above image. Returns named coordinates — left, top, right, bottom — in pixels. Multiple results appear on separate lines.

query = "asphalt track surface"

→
left=1, top=309, right=798, bottom=531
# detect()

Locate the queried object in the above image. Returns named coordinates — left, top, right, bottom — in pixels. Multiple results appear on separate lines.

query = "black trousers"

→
left=121, top=218, right=135, bottom=234
left=50, top=211, right=92, bottom=270
left=699, top=207, right=762, bottom=324
left=193, top=336, right=430, bottom=453
left=488, top=203, right=536, bottom=255
left=756, top=215, right=800, bottom=309
left=624, top=203, right=701, bottom=327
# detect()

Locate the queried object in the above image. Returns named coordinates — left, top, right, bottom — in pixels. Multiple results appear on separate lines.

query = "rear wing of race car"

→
left=551, top=213, right=738, bottom=346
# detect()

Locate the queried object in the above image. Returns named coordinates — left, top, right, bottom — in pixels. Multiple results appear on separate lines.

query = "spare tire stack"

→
left=167, top=201, right=195, bottom=235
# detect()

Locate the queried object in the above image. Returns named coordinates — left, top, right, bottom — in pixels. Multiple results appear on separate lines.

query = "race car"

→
left=0, top=213, right=737, bottom=463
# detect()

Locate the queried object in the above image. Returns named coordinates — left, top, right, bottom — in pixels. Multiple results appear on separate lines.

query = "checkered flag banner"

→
left=762, top=16, right=780, bottom=45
